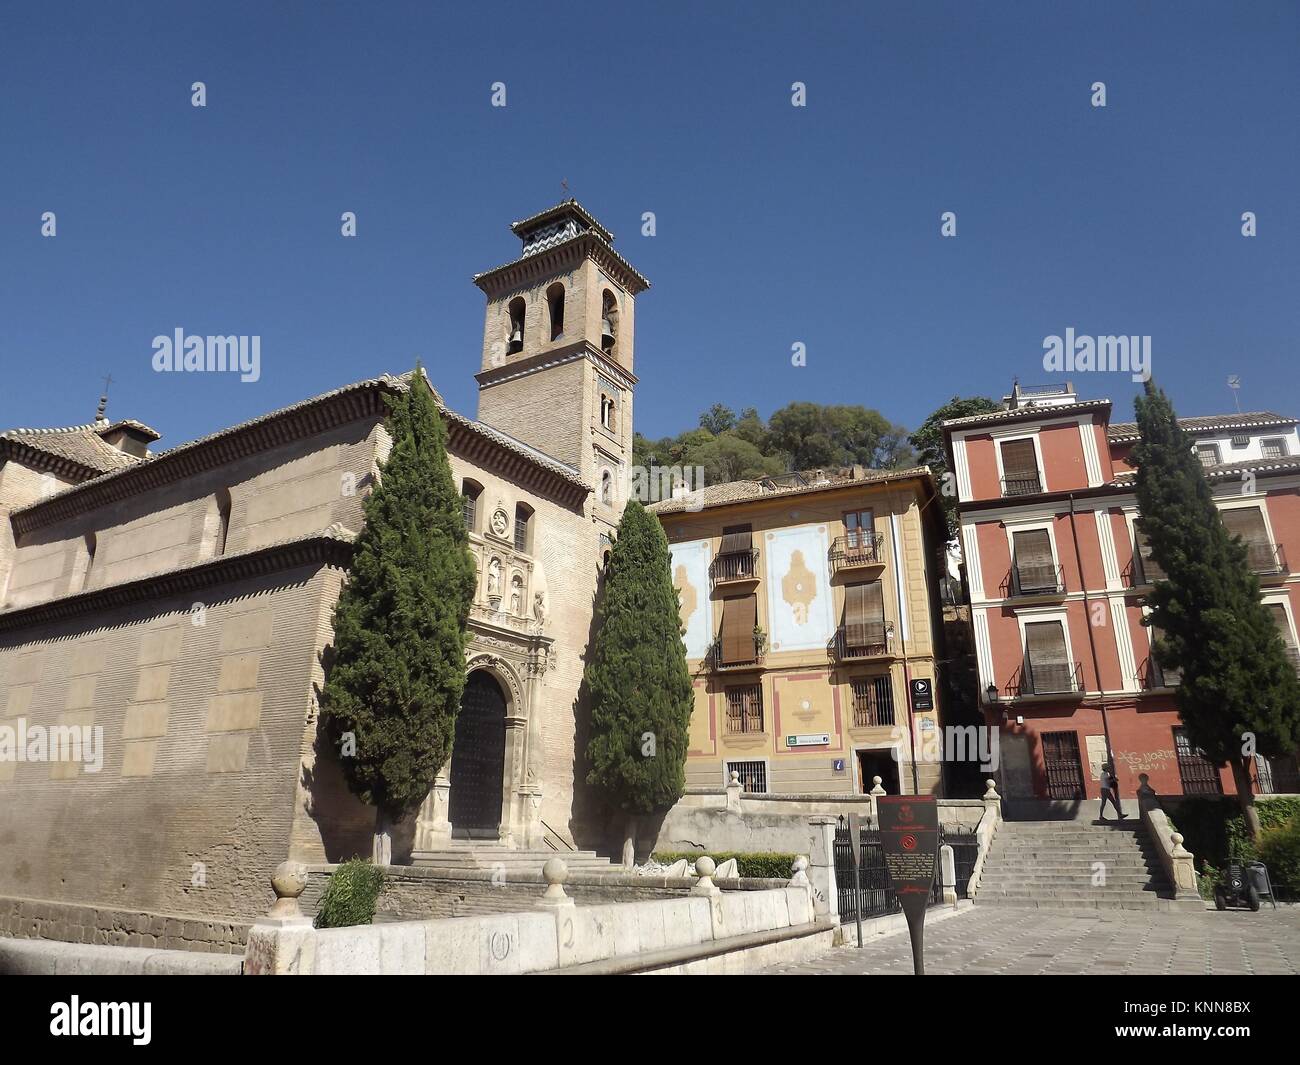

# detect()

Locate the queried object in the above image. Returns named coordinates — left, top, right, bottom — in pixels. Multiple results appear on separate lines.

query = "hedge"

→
left=315, top=858, right=386, bottom=928
left=651, top=851, right=797, bottom=879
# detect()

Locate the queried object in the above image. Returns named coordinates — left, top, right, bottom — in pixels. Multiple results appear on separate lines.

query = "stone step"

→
left=979, top=873, right=1158, bottom=886
left=975, top=897, right=1166, bottom=911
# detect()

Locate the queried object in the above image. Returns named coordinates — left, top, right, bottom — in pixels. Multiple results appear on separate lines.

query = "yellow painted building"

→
left=650, top=466, right=949, bottom=797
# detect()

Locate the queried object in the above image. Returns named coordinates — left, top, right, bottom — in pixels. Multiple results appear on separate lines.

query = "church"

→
left=0, top=201, right=646, bottom=934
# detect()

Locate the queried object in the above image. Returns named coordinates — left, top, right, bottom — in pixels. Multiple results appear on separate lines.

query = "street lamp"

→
left=985, top=683, right=999, bottom=704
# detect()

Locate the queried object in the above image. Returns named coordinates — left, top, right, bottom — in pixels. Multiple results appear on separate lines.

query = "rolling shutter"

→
left=1000, top=439, right=1039, bottom=478
left=844, top=582, right=885, bottom=646
left=1134, top=527, right=1166, bottom=582
left=1221, top=507, right=1272, bottom=570
left=1025, top=620, right=1070, bottom=693
left=721, top=595, right=758, bottom=664
left=1012, top=529, right=1056, bottom=591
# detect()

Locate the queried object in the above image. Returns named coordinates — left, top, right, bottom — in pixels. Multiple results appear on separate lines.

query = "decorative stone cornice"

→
left=0, top=531, right=354, bottom=635
left=474, top=341, right=637, bottom=394
left=473, top=231, right=650, bottom=297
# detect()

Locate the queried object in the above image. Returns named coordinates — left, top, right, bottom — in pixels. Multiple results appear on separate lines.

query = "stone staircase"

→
left=975, top=818, right=1177, bottom=910
left=410, top=845, right=625, bottom=875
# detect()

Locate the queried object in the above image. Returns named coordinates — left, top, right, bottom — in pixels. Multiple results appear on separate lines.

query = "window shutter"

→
left=1267, top=604, right=1294, bottom=645
left=1000, top=439, right=1038, bottom=478
left=1135, top=528, right=1166, bottom=582
left=1221, top=508, right=1268, bottom=545
left=721, top=595, right=758, bottom=664
left=719, top=525, right=753, bottom=554
left=1025, top=620, right=1070, bottom=691
left=1013, top=529, right=1055, bottom=590
left=844, top=582, right=885, bottom=646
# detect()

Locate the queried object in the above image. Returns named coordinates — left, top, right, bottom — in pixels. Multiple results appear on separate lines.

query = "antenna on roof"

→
left=561, top=178, right=570, bottom=196
left=1227, top=374, right=1242, bottom=414
left=95, top=373, right=114, bottom=424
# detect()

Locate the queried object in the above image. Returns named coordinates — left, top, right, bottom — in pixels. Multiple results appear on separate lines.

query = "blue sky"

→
left=1, top=1, right=1296, bottom=451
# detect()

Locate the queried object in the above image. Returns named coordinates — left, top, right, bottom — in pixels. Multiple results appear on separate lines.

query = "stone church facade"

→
left=0, top=202, right=646, bottom=933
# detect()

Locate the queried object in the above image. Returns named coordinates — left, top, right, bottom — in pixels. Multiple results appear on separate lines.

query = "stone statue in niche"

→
left=490, top=508, right=510, bottom=539
left=533, top=590, right=548, bottom=626
left=487, top=557, right=502, bottom=599
left=510, top=573, right=524, bottom=615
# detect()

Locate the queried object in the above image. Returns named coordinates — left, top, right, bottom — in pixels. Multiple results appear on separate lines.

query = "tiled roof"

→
left=648, top=466, right=935, bottom=516
left=12, top=372, right=587, bottom=525
left=941, top=399, right=1111, bottom=430
left=1107, top=456, right=1300, bottom=486
left=0, top=421, right=154, bottom=476
left=1107, top=412, right=1296, bottom=443
left=510, top=199, right=614, bottom=243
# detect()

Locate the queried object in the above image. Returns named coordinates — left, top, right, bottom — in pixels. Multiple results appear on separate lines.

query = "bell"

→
left=510, top=324, right=523, bottom=344
left=601, top=317, right=615, bottom=350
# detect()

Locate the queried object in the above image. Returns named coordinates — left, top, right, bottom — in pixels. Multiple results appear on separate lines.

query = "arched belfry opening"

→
left=506, top=297, right=526, bottom=355
left=546, top=282, right=565, bottom=342
left=448, top=671, right=508, bottom=839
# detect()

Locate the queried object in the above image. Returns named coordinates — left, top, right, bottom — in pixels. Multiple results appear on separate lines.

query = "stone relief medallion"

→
left=490, top=507, right=510, bottom=538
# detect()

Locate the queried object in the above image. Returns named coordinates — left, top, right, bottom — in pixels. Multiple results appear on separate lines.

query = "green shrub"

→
left=315, top=858, right=386, bottom=928
left=651, top=851, right=796, bottom=879
left=1256, top=817, right=1300, bottom=898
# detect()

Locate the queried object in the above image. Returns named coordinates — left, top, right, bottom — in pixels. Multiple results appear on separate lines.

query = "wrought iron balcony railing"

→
left=1001, top=475, right=1043, bottom=498
left=1140, top=656, right=1181, bottom=690
left=827, top=621, right=895, bottom=661
left=1003, top=562, right=1066, bottom=598
left=828, top=533, right=885, bottom=576
left=1017, top=659, right=1084, bottom=696
left=706, top=635, right=766, bottom=672
left=709, top=548, right=760, bottom=589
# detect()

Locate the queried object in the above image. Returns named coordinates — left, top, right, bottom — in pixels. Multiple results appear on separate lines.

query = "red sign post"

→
left=877, top=795, right=939, bottom=975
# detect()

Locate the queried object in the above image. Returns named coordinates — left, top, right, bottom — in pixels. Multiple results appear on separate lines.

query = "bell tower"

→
left=473, top=201, right=649, bottom=529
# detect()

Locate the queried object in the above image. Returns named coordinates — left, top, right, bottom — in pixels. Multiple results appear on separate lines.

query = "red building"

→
left=943, top=381, right=1300, bottom=802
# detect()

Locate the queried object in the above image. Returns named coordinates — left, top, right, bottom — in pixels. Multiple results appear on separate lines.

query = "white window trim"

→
left=991, top=429, right=1047, bottom=495
left=952, top=436, right=973, bottom=501
left=1003, top=516, right=1062, bottom=587
left=1109, top=597, right=1140, bottom=692
left=1262, top=593, right=1298, bottom=647
left=971, top=607, right=994, bottom=701
left=1215, top=498, right=1278, bottom=548
left=1014, top=606, right=1079, bottom=690
left=961, top=520, right=985, bottom=600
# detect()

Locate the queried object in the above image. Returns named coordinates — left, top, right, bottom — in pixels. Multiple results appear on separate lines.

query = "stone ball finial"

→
left=983, top=778, right=1000, bottom=800
left=543, top=857, right=568, bottom=886
left=791, top=855, right=808, bottom=874
left=872, top=775, right=882, bottom=786
left=728, top=770, right=741, bottom=786
left=695, top=855, right=716, bottom=877
left=267, top=860, right=307, bottom=921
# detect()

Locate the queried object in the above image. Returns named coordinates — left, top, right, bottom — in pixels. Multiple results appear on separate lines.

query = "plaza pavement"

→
left=758, top=904, right=1300, bottom=975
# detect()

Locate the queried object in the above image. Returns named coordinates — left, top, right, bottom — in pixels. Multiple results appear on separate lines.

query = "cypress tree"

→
left=1132, top=381, right=1300, bottom=836
left=584, top=499, right=694, bottom=856
left=320, top=369, right=476, bottom=861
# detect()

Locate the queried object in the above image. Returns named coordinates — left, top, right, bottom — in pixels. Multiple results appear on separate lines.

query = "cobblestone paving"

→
left=759, top=905, right=1300, bottom=975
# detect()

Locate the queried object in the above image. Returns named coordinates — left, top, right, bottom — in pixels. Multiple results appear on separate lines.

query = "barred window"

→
left=724, top=684, right=764, bottom=734
left=1261, top=437, right=1288, bottom=459
left=850, top=676, right=895, bottom=728
left=727, top=759, right=767, bottom=794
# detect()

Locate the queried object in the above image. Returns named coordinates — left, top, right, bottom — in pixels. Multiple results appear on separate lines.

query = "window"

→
left=850, top=676, right=895, bottom=728
left=1262, top=437, right=1289, bottom=459
left=1133, top=526, right=1166, bottom=583
left=712, top=524, right=755, bottom=583
left=718, top=594, right=759, bottom=665
left=999, top=438, right=1041, bottom=496
left=1266, top=603, right=1299, bottom=673
left=1011, top=528, right=1059, bottom=594
left=844, top=509, right=874, bottom=550
left=80, top=533, right=97, bottom=591
left=726, top=759, right=768, bottom=794
left=724, top=684, right=764, bottom=734
left=600, top=290, right=618, bottom=355
left=546, top=282, right=565, bottom=342
left=199, top=488, right=233, bottom=561
left=1173, top=727, right=1223, bottom=795
left=462, top=480, right=483, bottom=532
left=1195, top=443, right=1221, bottom=468
left=841, top=581, right=887, bottom=655
left=506, top=297, right=526, bottom=355
left=1220, top=506, right=1277, bottom=573
left=1148, top=623, right=1182, bottom=687
left=214, top=489, right=231, bottom=556
left=600, top=393, right=616, bottom=431
left=513, top=503, right=532, bottom=553
left=1023, top=620, right=1073, bottom=694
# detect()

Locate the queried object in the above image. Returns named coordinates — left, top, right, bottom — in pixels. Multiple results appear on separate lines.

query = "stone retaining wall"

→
left=0, top=895, right=249, bottom=954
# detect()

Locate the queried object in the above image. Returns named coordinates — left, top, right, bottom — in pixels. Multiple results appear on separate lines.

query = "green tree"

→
left=698, top=403, right=737, bottom=435
left=584, top=499, right=694, bottom=858
left=689, top=433, right=785, bottom=484
left=909, top=395, right=1000, bottom=533
left=767, top=402, right=916, bottom=470
left=320, top=369, right=477, bottom=862
left=1132, top=382, right=1300, bottom=837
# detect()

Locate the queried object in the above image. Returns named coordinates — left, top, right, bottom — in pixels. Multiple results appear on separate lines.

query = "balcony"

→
left=1139, top=656, right=1181, bottom=690
left=1001, top=475, right=1043, bottom=498
left=1123, top=554, right=1166, bottom=588
left=1245, top=541, right=1287, bottom=578
left=828, top=533, right=885, bottom=577
left=1002, top=562, right=1066, bottom=598
left=827, top=621, right=895, bottom=662
left=706, top=634, right=766, bottom=673
left=709, top=548, right=760, bottom=590
left=1015, top=659, right=1084, bottom=697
